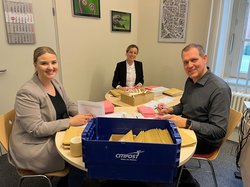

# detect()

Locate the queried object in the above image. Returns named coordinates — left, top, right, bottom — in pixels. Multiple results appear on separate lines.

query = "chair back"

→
left=224, top=108, right=243, bottom=140
left=193, top=108, right=243, bottom=160
left=0, top=109, right=15, bottom=152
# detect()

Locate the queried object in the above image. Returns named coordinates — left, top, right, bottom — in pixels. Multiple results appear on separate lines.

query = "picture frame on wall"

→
left=158, top=0, right=188, bottom=42
left=111, top=10, right=131, bottom=32
left=72, top=0, right=100, bottom=18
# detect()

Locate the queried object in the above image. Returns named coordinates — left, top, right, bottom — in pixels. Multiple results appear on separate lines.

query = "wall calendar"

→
left=2, top=0, right=36, bottom=44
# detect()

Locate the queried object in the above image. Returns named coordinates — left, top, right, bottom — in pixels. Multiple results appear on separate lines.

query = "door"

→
left=0, top=0, right=58, bottom=114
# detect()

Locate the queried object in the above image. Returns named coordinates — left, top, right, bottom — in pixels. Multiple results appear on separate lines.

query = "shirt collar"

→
left=188, top=67, right=211, bottom=86
left=126, top=60, right=135, bottom=67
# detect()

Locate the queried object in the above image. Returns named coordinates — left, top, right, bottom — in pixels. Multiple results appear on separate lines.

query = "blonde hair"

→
left=33, top=46, right=56, bottom=64
left=126, top=44, right=139, bottom=54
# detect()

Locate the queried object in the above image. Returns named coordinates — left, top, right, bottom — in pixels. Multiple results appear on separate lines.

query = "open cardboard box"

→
left=121, top=91, right=154, bottom=106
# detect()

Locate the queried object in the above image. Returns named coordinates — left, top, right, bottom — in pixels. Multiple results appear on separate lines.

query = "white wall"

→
left=55, top=0, right=139, bottom=102
left=138, top=0, right=212, bottom=89
left=0, top=0, right=57, bottom=114
left=0, top=0, right=213, bottom=114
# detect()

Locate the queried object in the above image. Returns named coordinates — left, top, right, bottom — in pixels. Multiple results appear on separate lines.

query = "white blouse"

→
left=126, top=61, right=136, bottom=87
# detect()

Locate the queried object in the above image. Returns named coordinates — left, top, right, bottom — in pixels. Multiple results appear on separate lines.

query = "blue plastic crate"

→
left=82, top=117, right=181, bottom=183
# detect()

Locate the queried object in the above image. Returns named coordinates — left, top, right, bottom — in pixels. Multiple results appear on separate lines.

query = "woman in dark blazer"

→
left=112, top=44, right=144, bottom=90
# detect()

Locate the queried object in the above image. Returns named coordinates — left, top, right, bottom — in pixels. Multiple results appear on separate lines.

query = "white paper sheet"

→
left=144, top=96, right=174, bottom=108
left=77, top=100, right=105, bottom=117
left=102, top=112, right=144, bottom=119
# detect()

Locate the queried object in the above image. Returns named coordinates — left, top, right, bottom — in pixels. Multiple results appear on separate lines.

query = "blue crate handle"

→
left=168, top=121, right=182, bottom=145
left=82, top=118, right=96, bottom=140
left=168, top=121, right=181, bottom=169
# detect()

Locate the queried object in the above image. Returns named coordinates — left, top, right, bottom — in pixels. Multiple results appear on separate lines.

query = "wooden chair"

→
left=191, top=108, right=243, bottom=187
left=0, top=109, right=69, bottom=187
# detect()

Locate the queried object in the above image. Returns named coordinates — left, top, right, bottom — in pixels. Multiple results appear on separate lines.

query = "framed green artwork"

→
left=72, top=0, right=100, bottom=18
left=111, top=11, right=131, bottom=32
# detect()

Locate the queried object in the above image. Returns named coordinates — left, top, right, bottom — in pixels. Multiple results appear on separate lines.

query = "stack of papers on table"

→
left=144, top=86, right=159, bottom=90
left=78, top=100, right=105, bottom=117
left=62, top=126, right=85, bottom=149
left=163, top=88, right=183, bottom=97
left=109, top=89, right=124, bottom=97
left=137, top=106, right=156, bottom=118
left=150, top=87, right=169, bottom=97
left=104, top=112, right=144, bottom=119
left=144, top=96, right=174, bottom=109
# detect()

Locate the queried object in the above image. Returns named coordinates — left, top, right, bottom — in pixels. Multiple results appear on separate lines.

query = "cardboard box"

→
left=120, top=91, right=154, bottom=106
left=82, top=117, right=181, bottom=183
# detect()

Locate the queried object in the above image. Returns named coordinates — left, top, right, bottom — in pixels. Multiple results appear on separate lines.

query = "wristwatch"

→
left=185, top=119, right=192, bottom=129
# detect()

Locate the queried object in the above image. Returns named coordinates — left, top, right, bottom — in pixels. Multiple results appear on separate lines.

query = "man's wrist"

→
left=185, top=119, right=192, bottom=129
left=116, top=85, right=121, bottom=89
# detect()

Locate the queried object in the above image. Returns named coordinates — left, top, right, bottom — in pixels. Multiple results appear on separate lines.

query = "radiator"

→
left=231, top=92, right=250, bottom=113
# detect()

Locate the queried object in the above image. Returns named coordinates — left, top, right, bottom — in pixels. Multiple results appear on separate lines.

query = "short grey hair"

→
left=181, top=43, right=205, bottom=57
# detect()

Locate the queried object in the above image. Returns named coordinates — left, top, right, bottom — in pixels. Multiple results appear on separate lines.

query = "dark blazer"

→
left=112, top=60, right=144, bottom=88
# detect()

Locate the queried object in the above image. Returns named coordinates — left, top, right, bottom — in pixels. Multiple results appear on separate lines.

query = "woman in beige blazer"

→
left=8, top=47, right=92, bottom=176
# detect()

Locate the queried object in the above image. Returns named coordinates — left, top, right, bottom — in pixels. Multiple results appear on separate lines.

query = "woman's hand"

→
left=134, top=83, right=142, bottom=89
left=118, top=86, right=127, bottom=91
left=69, top=113, right=93, bottom=126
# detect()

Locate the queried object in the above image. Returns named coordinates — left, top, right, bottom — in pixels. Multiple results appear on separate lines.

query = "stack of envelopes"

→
left=109, top=89, right=124, bottom=97
left=163, top=88, right=183, bottom=97
left=109, top=128, right=196, bottom=147
left=109, top=128, right=173, bottom=144
left=62, top=126, right=84, bottom=149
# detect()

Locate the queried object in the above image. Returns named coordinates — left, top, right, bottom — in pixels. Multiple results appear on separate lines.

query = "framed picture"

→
left=158, top=0, right=188, bottom=42
left=72, top=0, right=100, bottom=18
left=111, top=11, right=131, bottom=32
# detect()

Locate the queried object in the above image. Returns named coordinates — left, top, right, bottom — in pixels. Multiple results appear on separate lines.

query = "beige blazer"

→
left=8, top=74, right=78, bottom=174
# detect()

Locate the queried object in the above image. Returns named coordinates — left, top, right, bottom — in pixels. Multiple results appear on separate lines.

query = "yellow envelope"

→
left=134, top=131, right=145, bottom=142
left=109, top=134, right=124, bottom=141
left=109, top=89, right=124, bottom=97
left=177, top=127, right=196, bottom=147
left=120, top=130, right=134, bottom=142
left=62, top=126, right=84, bottom=147
left=144, top=129, right=162, bottom=144
left=158, top=129, right=173, bottom=144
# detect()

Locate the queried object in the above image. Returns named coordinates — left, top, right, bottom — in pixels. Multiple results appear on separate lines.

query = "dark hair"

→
left=181, top=43, right=205, bottom=57
left=33, top=46, right=56, bottom=63
left=126, top=44, right=139, bottom=53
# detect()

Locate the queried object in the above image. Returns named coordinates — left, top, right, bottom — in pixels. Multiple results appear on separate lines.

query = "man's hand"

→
left=157, top=103, right=173, bottom=114
left=164, top=114, right=186, bottom=128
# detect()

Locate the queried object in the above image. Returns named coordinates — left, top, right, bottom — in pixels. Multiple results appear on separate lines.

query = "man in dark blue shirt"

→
left=158, top=43, right=231, bottom=186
